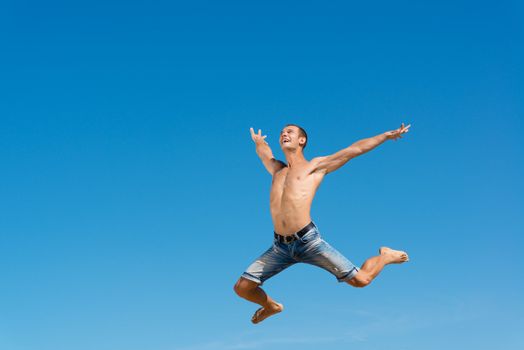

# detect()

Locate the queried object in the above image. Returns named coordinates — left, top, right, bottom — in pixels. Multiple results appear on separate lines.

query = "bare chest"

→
left=270, top=167, right=322, bottom=201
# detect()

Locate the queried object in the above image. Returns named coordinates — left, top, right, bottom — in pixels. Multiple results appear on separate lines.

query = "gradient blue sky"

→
left=1, top=1, right=523, bottom=349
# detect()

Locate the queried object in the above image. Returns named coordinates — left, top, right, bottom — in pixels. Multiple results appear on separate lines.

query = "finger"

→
left=405, top=124, right=411, bottom=130
left=258, top=129, right=262, bottom=136
left=250, top=127, right=255, bottom=136
left=262, top=135, right=267, bottom=139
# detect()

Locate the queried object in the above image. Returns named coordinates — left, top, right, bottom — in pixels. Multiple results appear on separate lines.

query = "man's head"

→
left=280, top=124, right=308, bottom=152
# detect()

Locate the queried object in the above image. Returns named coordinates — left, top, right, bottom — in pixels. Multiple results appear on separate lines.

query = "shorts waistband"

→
left=274, top=222, right=316, bottom=244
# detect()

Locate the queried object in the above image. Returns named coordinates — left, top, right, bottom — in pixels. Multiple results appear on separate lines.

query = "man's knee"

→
left=234, top=277, right=259, bottom=297
left=346, top=272, right=372, bottom=288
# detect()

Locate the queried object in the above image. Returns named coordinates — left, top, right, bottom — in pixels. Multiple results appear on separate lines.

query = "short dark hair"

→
left=285, top=124, right=308, bottom=149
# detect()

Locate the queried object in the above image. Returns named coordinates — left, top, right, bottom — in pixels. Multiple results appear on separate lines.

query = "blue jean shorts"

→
left=241, top=223, right=359, bottom=285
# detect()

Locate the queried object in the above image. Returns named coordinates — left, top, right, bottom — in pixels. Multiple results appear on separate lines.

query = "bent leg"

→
left=234, top=243, right=294, bottom=323
left=298, top=236, right=360, bottom=283
left=233, top=277, right=275, bottom=306
left=348, top=247, right=409, bottom=288
left=234, top=277, right=283, bottom=324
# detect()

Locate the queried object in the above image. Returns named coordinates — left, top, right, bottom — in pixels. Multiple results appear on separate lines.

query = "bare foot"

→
left=251, top=302, right=284, bottom=324
left=379, top=246, right=409, bottom=264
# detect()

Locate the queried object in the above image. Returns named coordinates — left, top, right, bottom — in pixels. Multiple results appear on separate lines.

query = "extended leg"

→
left=234, top=277, right=283, bottom=324
left=348, top=247, right=409, bottom=287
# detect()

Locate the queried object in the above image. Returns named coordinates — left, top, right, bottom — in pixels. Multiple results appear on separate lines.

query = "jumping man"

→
left=234, top=123, right=411, bottom=324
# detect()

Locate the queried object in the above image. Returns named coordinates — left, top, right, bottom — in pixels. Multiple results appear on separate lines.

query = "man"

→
left=234, top=123, right=411, bottom=324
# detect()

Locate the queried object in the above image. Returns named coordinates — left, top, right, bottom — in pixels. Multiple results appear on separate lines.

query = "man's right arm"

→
left=250, top=127, right=286, bottom=175
left=311, top=123, right=411, bottom=174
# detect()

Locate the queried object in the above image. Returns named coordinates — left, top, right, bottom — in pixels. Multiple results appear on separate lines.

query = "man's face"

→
left=280, top=125, right=305, bottom=150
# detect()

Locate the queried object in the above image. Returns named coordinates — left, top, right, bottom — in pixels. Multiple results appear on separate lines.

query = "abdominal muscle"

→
left=271, top=199, right=313, bottom=235
left=270, top=168, right=321, bottom=235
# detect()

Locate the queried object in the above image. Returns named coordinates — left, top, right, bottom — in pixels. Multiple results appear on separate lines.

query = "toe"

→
left=251, top=308, right=264, bottom=323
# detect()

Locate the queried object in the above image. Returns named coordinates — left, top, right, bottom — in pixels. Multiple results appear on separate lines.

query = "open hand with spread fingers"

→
left=385, top=123, right=411, bottom=141
left=250, top=127, right=268, bottom=145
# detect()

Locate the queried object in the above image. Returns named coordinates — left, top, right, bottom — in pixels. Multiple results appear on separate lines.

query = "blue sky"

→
left=1, top=1, right=523, bottom=349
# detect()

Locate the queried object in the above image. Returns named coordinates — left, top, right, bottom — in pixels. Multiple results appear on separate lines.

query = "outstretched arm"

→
left=313, top=123, right=411, bottom=174
left=250, top=127, right=286, bottom=175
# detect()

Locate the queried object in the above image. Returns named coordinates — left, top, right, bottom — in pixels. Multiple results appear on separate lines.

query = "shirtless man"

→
left=234, top=123, right=411, bottom=324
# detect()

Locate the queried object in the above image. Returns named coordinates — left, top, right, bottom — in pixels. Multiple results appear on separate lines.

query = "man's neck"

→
left=284, top=149, right=306, bottom=167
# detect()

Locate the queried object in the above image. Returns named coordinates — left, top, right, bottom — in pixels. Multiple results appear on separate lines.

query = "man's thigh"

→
left=299, top=237, right=359, bottom=283
left=241, top=243, right=296, bottom=285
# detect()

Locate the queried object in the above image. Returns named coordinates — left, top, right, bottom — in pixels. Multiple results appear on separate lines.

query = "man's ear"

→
left=298, top=137, right=306, bottom=147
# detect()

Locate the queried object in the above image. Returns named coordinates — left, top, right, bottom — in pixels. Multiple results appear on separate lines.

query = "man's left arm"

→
left=313, top=123, right=411, bottom=174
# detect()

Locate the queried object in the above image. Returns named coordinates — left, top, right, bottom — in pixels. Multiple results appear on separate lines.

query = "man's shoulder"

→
left=272, top=161, right=288, bottom=176
left=309, top=156, right=328, bottom=169
left=310, top=156, right=326, bottom=164
left=307, top=157, right=329, bottom=175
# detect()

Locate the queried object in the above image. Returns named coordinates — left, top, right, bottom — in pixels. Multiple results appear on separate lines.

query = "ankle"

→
left=264, top=300, right=279, bottom=309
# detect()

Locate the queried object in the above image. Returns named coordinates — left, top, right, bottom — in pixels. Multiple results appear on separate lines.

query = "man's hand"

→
left=250, top=127, right=268, bottom=145
left=385, top=123, right=411, bottom=141
left=250, top=127, right=286, bottom=175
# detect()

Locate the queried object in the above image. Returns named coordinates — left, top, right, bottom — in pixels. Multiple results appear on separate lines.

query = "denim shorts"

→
left=241, top=223, right=359, bottom=285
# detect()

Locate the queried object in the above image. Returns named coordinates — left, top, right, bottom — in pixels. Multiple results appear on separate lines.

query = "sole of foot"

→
left=251, top=303, right=284, bottom=324
left=379, top=246, right=409, bottom=263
